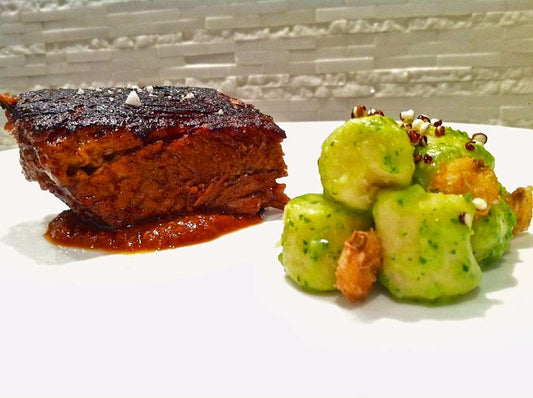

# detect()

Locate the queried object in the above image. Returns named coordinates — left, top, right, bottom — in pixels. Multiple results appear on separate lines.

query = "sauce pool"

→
left=45, top=210, right=262, bottom=252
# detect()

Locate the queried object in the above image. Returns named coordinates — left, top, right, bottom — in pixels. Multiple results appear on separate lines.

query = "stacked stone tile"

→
left=1, top=0, right=532, bottom=147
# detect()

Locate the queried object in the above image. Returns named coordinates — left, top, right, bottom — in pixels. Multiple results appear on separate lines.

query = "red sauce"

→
left=45, top=210, right=262, bottom=252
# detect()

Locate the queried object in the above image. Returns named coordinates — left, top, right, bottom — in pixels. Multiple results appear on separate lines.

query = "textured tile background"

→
left=1, top=0, right=532, bottom=148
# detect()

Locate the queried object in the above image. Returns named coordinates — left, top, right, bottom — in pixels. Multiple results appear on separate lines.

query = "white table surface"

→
left=0, top=121, right=532, bottom=397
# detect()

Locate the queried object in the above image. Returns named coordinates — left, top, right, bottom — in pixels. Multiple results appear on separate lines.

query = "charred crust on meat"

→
left=0, top=86, right=285, bottom=140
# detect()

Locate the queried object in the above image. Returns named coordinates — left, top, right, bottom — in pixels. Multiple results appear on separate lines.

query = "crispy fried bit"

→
left=506, top=186, right=533, bottom=236
left=335, top=229, right=382, bottom=302
left=428, top=157, right=500, bottom=217
left=0, top=92, right=18, bottom=107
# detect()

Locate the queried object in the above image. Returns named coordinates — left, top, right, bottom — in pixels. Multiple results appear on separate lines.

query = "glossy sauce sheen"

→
left=46, top=210, right=262, bottom=252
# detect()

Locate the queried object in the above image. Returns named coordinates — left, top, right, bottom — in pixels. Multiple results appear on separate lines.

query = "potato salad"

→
left=279, top=106, right=532, bottom=303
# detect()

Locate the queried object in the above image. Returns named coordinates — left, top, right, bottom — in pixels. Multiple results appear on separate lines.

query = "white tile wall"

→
left=0, top=0, right=532, bottom=149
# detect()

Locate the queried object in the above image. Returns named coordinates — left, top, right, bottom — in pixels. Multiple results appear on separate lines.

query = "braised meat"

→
left=0, top=87, right=289, bottom=229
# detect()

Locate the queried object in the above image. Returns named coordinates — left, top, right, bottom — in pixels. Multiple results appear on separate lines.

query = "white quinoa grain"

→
left=473, top=197, right=488, bottom=211
left=400, top=109, right=415, bottom=124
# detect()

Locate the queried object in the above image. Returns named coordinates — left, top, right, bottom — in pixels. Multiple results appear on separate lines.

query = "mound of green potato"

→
left=374, top=185, right=481, bottom=300
left=412, top=124, right=495, bottom=189
left=279, top=194, right=372, bottom=291
left=279, top=111, right=520, bottom=302
left=318, top=115, right=415, bottom=211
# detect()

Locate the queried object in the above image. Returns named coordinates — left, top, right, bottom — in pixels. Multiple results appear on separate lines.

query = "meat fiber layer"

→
left=1, top=87, right=289, bottom=229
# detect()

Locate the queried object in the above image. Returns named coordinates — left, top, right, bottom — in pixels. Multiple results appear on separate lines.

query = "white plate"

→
left=0, top=121, right=532, bottom=397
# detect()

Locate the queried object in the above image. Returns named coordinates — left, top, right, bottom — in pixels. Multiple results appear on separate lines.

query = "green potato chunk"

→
left=318, top=115, right=415, bottom=211
left=414, top=125, right=495, bottom=189
left=373, top=184, right=482, bottom=301
left=471, top=197, right=517, bottom=267
left=279, top=193, right=373, bottom=292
